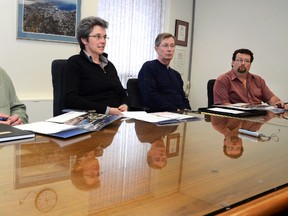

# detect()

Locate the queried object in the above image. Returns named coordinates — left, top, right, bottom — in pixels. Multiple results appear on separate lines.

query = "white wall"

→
left=190, top=0, right=288, bottom=109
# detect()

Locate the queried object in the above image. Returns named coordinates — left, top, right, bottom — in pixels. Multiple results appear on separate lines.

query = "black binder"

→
left=0, top=124, right=35, bottom=143
left=198, top=106, right=267, bottom=117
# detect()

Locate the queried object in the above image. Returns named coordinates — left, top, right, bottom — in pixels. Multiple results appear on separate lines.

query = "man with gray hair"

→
left=138, top=33, right=191, bottom=112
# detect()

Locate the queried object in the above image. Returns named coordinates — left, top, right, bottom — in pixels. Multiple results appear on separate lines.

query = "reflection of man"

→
left=134, top=120, right=178, bottom=169
left=211, top=116, right=263, bottom=158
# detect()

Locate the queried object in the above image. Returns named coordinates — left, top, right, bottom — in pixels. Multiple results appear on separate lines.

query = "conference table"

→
left=1, top=111, right=288, bottom=216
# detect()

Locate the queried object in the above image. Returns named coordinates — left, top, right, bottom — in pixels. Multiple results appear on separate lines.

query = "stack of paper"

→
left=122, top=111, right=199, bottom=125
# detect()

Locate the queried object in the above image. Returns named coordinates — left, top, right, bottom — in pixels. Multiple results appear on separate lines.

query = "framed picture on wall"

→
left=174, top=19, right=189, bottom=46
left=17, top=0, right=81, bottom=43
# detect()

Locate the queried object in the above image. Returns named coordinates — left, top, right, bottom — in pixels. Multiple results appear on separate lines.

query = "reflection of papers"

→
left=50, top=134, right=92, bottom=147
left=0, top=137, right=36, bottom=146
left=238, top=134, right=259, bottom=142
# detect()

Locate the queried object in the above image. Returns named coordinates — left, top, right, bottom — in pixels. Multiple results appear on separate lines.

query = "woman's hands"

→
left=109, top=104, right=128, bottom=115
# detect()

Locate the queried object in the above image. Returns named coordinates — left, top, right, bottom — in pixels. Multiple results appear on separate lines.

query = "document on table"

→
left=216, top=103, right=285, bottom=113
left=46, top=111, right=87, bottom=123
left=122, top=111, right=199, bottom=124
left=15, top=111, right=121, bottom=138
left=207, top=107, right=245, bottom=114
left=15, top=121, right=78, bottom=134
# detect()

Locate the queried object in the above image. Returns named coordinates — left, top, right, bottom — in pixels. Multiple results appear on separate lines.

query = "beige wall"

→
left=190, top=0, right=288, bottom=109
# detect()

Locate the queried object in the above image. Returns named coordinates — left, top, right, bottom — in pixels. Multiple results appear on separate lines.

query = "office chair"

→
left=126, top=78, right=151, bottom=112
left=51, top=59, right=67, bottom=117
left=207, top=79, right=216, bottom=107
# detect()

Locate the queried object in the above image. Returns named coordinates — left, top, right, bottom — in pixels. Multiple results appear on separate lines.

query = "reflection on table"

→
left=1, top=112, right=288, bottom=215
left=211, top=115, right=268, bottom=158
left=1, top=119, right=184, bottom=215
left=135, top=120, right=178, bottom=169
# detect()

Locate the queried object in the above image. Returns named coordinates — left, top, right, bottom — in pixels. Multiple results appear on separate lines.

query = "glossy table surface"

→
left=1, top=112, right=288, bottom=216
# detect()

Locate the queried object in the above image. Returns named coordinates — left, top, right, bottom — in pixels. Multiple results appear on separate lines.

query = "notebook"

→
left=198, top=106, right=267, bottom=117
left=0, top=124, right=35, bottom=143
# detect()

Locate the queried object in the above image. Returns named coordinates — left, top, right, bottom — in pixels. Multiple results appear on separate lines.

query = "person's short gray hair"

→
left=77, top=16, right=109, bottom=50
left=155, top=33, right=175, bottom=47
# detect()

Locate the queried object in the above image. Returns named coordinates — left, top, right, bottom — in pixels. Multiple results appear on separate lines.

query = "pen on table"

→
left=0, top=117, right=8, bottom=121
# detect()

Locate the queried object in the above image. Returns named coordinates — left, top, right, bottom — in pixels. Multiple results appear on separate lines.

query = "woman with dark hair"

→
left=68, top=121, right=122, bottom=191
left=64, top=16, right=128, bottom=116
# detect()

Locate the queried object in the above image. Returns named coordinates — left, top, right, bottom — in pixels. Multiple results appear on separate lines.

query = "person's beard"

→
left=237, top=65, right=247, bottom=73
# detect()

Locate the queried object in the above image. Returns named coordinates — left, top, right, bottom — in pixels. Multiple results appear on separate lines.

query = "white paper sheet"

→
left=15, top=121, right=78, bottom=134
left=122, top=111, right=197, bottom=124
left=46, top=111, right=87, bottom=123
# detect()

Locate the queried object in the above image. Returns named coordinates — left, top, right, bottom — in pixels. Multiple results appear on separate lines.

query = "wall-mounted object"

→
left=17, top=0, right=81, bottom=43
left=174, top=19, right=189, bottom=46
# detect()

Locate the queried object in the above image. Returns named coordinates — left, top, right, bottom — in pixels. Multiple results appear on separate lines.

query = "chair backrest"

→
left=51, top=59, right=67, bottom=116
left=207, top=79, right=216, bottom=107
left=126, top=78, right=151, bottom=112
left=127, top=78, right=142, bottom=110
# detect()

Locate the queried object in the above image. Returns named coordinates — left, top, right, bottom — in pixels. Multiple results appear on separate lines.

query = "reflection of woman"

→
left=211, top=116, right=263, bottom=158
left=17, top=121, right=122, bottom=191
left=134, top=120, right=178, bottom=169
left=70, top=150, right=101, bottom=190
left=65, top=120, right=122, bottom=190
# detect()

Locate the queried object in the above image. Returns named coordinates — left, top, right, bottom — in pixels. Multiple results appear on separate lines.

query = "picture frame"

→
left=17, top=0, right=81, bottom=43
left=166, top=133, right=180, bottom=158
left=174, top=19, right=189, bottom=46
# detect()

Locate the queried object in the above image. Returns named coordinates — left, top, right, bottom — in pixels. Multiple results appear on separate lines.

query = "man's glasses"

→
left=235, top=58, right=251, bottom=64
left=159, top=43, right=175, bottom=49
left=89, top=34, right=109, bottom=40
